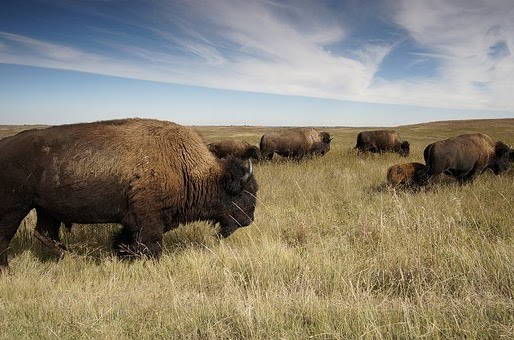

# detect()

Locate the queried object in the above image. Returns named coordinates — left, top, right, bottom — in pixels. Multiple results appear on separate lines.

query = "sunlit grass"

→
left=1, top=119, right=513, bottom=338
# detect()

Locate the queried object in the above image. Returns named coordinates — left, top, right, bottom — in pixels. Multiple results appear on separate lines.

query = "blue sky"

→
left=1, top=0, right=513, bottom=126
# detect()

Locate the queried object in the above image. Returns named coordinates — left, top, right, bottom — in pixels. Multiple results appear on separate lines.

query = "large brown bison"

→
left=355, top=130, right=409, bottom=157
left=259, top=128, right=331, bottom=161
left=208, top=139, right=260, bottom=161
left=0, top=118, right=258, bottom=267
left=419, top=133, right=512, bottom=185
left=387, top=162, right=425, bottom=188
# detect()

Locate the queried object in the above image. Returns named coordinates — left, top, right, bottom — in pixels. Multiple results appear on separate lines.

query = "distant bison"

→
left=356, top=130, right=410, bottom=157
left=208, top=139, right=260, bottom=161
left=260, top=128, right=332, bottom=161
left=419, top=133, right=512, bottom=185
left=0, top=118, right=258, bottom=268
left=387, top=162, right=425, bottom=188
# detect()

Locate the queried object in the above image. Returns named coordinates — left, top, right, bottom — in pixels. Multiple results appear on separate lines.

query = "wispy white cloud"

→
left=1, top=0, right=513, bottom=113
left=0, top=32, right=89, bottom=61
left=383, top=0, right=514, bottom=110
left=0, top=1, right=390, bottom=99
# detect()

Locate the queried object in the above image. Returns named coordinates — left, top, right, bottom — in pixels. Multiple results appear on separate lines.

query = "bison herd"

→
left=0, top=118, right=512, bottom=269
left=383, top=132, right=513, bottom=189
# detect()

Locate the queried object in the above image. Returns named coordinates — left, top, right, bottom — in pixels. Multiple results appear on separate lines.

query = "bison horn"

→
left=242, top=159, right=253, bottom=182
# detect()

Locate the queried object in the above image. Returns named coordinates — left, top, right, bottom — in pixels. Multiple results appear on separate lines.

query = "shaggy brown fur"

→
left=387, top=162, right=425, bottom=188
left=355, top=130, right=410, bottom=157
left=259, top=128, right=331, bottom=161
left=0, top=118, right=258, bottom=267
left=419, top=133, right=512, bottom=185
left=208, top=139, right=260, bottom=160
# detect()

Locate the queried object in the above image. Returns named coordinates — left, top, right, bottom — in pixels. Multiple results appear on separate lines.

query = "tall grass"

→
left=1, top=119, right=513, bottom=339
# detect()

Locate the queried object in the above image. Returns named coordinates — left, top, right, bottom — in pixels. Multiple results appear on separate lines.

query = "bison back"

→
left=0, top=118, right=215, bottom=224
left=357, top=130, right=400, bottom=150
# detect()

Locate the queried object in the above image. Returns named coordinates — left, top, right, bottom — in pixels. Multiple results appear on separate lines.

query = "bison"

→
left=386, top=162, right=425, bottom=188
left=208, top=139, right=260, bottom=161
left=419, top=133, right=512, bottom=185
left=259, top=128, right=331, bottom=161
left=0, top=118, right=258, bottom=268
left=355, top=130, right=410, bottom=157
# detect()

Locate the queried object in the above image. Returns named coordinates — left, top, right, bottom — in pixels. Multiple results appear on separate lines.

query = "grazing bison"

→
left=259, top=128, right=331, bottom=161
left=419, top=133, right=512, bottom=185
left=0, top=118, right=258, bottom=268
left=208, top=139, right=260, bottom=161
left=355, top=130, right=410, bottom=157
left=387, top=162, right=425, bottom=188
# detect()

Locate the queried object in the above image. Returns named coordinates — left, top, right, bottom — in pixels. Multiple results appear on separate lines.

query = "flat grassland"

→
left=1, top=119, right=513, bottom=339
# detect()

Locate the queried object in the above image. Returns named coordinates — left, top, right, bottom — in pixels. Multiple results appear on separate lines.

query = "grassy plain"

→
left=0, top=119, right=513, bottom=339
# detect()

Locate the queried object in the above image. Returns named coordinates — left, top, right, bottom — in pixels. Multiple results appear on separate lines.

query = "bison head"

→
left=249, top=145, right=261, bottom=161
left=399, top=141, right=410, bottom=157
left=217, top=156, right=258, bottom=238
left=318, top=131, right=332, bottom=155
left=490, top=141, right=512, bottom=174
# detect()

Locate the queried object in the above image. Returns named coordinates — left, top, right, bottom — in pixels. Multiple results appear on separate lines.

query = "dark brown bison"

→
left=419, top=133, right=512, bottom=185
left=0, top=118, right=258, bottom=267
left=208, top=139, right=260, bottom=161
left=387, top=162, right=425, bottom=188
left=259, top=128, right=331, bottom=161
left=355, top=130, right=409, bottom=157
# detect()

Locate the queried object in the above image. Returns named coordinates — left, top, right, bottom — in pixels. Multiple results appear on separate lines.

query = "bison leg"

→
left=0, top=210, right=30, bottom=268
left=457, top=166, right=480, bottom=185
left=262, top=152, right=273, bottom=161
left=112, top=224, right=163, bottom=259
left=418, top=164, right=440, bottom=187
left=63, top=222, right=73, bottom=233
left=34, top=208, right=67, bottom=257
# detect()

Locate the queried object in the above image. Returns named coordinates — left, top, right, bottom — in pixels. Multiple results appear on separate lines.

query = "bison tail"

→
left=423, top=143, right=434, bottom=164
left=355, top=133, right=362, bottom=149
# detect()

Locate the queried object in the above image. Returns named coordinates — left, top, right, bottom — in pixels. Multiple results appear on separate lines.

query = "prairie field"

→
left=1, top=119, right=513, bottom=339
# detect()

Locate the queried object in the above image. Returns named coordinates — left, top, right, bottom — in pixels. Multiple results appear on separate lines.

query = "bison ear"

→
left=222, top=156, right=253, bottom=195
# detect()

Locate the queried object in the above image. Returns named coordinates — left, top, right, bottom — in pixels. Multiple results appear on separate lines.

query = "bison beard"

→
left=0, top=118, right=258, bottom=267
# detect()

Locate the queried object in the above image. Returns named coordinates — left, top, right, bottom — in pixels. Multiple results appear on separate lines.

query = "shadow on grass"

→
left=10, top=221, right=219, bottom=266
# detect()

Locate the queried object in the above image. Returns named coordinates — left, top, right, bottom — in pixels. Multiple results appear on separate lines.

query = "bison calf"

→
left=0, top=118, right=258, bottom=268
left=387, top=162, right=425, bottom=188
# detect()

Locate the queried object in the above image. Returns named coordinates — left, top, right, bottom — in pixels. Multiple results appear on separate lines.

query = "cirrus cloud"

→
left=0, top=0, right=513, bottom=113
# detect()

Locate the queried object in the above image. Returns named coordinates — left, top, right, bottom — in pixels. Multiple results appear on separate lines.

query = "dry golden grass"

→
left=0, top=119, right=513, bottom=339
